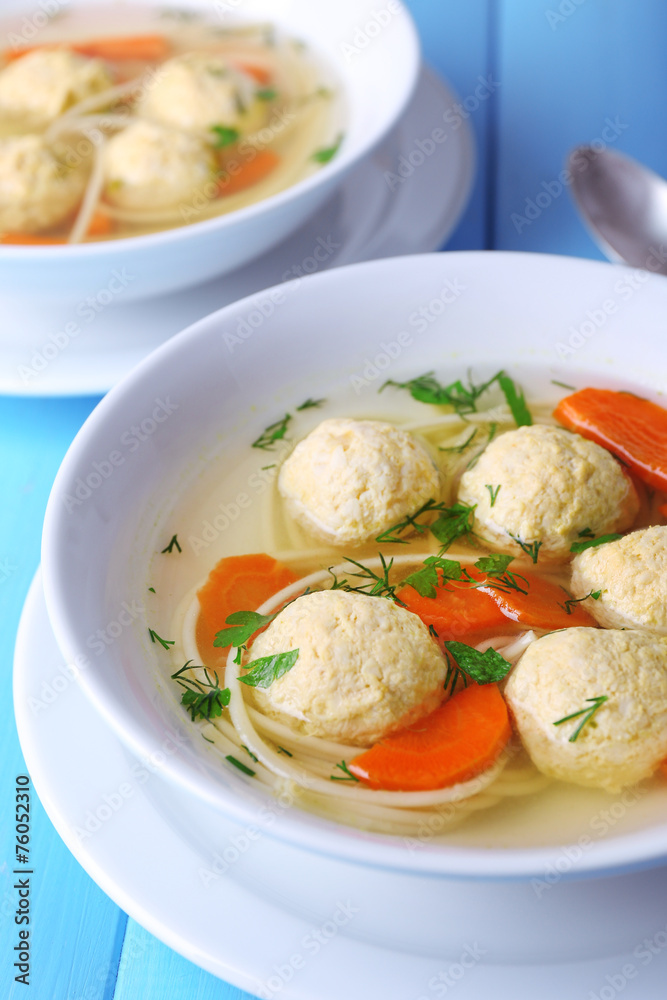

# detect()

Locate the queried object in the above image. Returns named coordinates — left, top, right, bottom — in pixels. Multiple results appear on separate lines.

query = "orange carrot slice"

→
left=397, top=568, right=595, bottom=643
left=554, top=388, right=667, bottom=493
left=5, top=35, right=170, bottom=63
left=2, top=211, right=113, bottom=245
left=87, top=210, right=113, bottom=237
left=217, top=149, right=280, bottom=197
left=349, top=684, right=511, bottom=791
left=196, top=553, right=298, bottom=663
left=235, top=61, right=272, bottom=85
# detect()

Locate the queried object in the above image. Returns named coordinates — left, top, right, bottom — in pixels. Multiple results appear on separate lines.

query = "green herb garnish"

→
left=226, top=755, right=256, bottom=776
left=171, top=661, right=231, bottom=721
left=560, top=590, right=602, bottom=615
left=330, top=760, right=359, bottom=782
left=570, top=534, right=622, bottom=554
left=312, top=133, right=343, bottom=164
left=252, top=413, right=291, bottom=450
left=329, top=553, right=403, bottom=603
left=471, top=554, right=529, bottom=595
left=551, top=379, right=576, bottom=391
left=401, top=556, right=463, bottom=599
left=439, top=429, right=478, bottom=454
left=238, top=649, right=299, bottom=689
left=509, top=534, right=542, bottom=563
left=485, top=484, right=501, bottom=507
left=241, top=744, right=259, bottom=762
left=381, top=370, right=502, bottom=417
left=375, top=498, right=449, bottom=544
left=255, top=87, right=277, bottom=101
left=430, top=502, right=477, bottom=552
left=148, top=587, right=155, bottom=594
left=211, top=125, right=240, bottom=148
left=214, top=610, right=278, bottom=648
left=577, top=527, right=595, bottom=539
left=296, top=397, right=326, bottom=410
left=553, top=695, right=608, bottom=742
left=444, top=641, right=512, bottom=685
left=497, top=373, right=532, bottom=427
left=161, top=534, right=181, bottom=554
left=148, top=628, right=175, bottom=649
left=277, top=746, right=293, bottom=756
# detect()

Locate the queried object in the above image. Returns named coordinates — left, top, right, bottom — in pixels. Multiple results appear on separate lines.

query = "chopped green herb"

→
left=430, top=502, right=477, bottom=552
left=509, top=534, right=542, bottom=563
left=277, top=745, right=293, bottom=757
left=485, top=484, right=501, bottom=507
left=329, top=553, right=403, bottom=603
left=211, top=125, right=240, bottom=148
left=474, top=554, right=514, bottom=576
left=570, top=534, right=622, bottom=554
left=252, top=413, right=291, bottom=450
left=444, top=641, right=512, bottom=685
left=577, top=527, right=595, bottom=539
left=470, top=554, right=529, bottom=595
left=497, top=372, right=532, bottom=427
left=296, top=397, right=326, bottom=410
left=376, top=498, right=449, bottom=544
left=233, top=645, right=245, bottom=665
left=401, top=556, right=462, bottom=599
left=560, top=590, right=602, bottom=615
left=330, top=760, right=359, bottom=782
left=238, top=649, right=299, bottom=688
left=553, top=695, right=608, bottom=742
left=202, top=734, right=215, bottom=743
left=261, top=464, right=276, bottom=470
left=226, top=755, right=256, bottom=777
left=551, top=379, right=577, bottom=391
left=148, top=587, right=155, bottom=594
left=241, top=744, right=259, bottom=762
left=439, top=429, right=478, bottom=454
left=381, top=370, right=503, bottom=417
left=171, top=661, right=231, bottom=721
left=214, top=609, right=278, bottom=648
left=312, top=133, right=344, bottom=164
left=161, top=534, right=181, bottom=554
left=148, top=628, right=175, bottom=650
left=429, top=624, right=439, bottom=639
left=256, top=87, right=277, bottom=101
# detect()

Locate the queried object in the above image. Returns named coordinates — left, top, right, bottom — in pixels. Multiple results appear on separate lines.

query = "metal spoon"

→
left=568, top=145, right=667, bottom=276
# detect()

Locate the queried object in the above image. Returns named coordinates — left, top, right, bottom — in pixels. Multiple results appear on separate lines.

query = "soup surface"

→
left=0, top=4, right=341, bottom=244
left=147, top=369, right=667, bottom=847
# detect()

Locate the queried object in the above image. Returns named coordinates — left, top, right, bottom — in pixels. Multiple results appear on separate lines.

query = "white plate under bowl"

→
left=0, top=0, right=420, bottom=300
left=14, top=572, right=667, bottom=998
left=40, top=250, right=667, bottom=886
left=0, top=67, right=473, bottom=397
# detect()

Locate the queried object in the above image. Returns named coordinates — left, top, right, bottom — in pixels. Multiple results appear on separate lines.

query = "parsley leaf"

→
left=252, top=413, right=291, bottom=450
left=171, top=661, right=231, bottom=721
left=214, top=610, right=278, bottom=648
left=430, top=502, right=477, bottom=551
left=238, top=649, right=299, bottom=688
left=211, top=125, right=240, bottom=147
left=402, top=556, right=463, bottom=599
left=497, top=372, right=532, bottom=426
left=312, top=133, right=344, bottom=163
left=570, top=534, right=622, bottom=554
left=444, top=641, right=512, bottom=685
left=375, top=498, right=448, bottom=544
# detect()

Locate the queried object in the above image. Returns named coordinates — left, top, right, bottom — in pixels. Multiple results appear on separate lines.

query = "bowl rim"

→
left=41, top=250, right=667, bottom=881
left=0, top=0, right=421, bottom=259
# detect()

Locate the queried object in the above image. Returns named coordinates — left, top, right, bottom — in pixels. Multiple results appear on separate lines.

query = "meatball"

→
left=571, top=526, right=667, bottom=632
left=505, top=628, right=667, bottom=791
left=0, top=135, right=86, bottom=233
left=457, top=424, right=638, bottom=562
left=246, top=589, right=448, bottom=745
left=278, top=418, right=440, bottom=546
left=103, top=121, right=217, bottom=210
left=0, top=49, right=112, bottom=127
left=139, top=52, right=268, bottom=134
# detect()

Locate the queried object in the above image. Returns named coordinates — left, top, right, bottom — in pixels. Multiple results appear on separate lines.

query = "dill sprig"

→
left=148, top=628, right=175, bottom=650
left=161, top=534, right=181, bottom=554
left=381, top=369, right=503, bottom=416
left=508, top=534, right=542, bottom=564
left=375, top=498, right=450, bottom=544
left=330, top=760, right=359, bottom=782
left=553, top=696, right=608, bottom=742
left=171, top=661, right=231, bottom=721
left=252, top=413, right=291, bottom=451
left=559, top=589, right=602, bottom=615
left=328, top=553, right=404, bottom=603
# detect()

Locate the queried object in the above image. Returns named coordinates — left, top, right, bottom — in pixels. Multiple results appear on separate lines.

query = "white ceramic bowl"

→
left=41, top=252, right=667, bottom=890
left=0, top=0, right=419, bottom=301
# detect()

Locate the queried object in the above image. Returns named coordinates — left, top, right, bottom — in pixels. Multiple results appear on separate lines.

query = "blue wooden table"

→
left=3, top=2, right=667, bottom=997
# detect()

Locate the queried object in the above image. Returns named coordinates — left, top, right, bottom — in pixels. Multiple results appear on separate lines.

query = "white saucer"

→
left=14, top=571, right=667, bottom=999
left=0, top=67, right=473, bottom=398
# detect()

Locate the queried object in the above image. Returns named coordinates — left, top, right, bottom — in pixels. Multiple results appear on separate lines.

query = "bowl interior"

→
left=41, top=250, right=667, bottom=878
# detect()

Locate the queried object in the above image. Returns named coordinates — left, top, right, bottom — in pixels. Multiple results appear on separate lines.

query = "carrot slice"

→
left=87, top=210, right=113, bottom=237
left=235, top=61, right=272, bottom=85
left=196, top=553, right=298, bottom=663
left=349, top=684, right=511, bottom=791
left=397, top=567, right=595, bottom=643
left=217, top=149, right=280, bottom=197
left=2, top=211, right=113, bottom=245
left=5, top=35, right=169, bottom=63
left=554, top=388, right=667, bottom=493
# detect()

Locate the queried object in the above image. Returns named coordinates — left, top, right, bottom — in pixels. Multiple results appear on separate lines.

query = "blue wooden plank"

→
left=410, top=0, right=494, bottom=250
left=114, top=922, right=254, bottom=1000
left=494, top=0, right=667, bottom=257
left=0, top=395, right=131, bottom=1000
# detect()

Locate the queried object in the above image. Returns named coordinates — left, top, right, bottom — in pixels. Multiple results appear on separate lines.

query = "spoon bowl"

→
left=568, top=145, right=667, bottom=275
